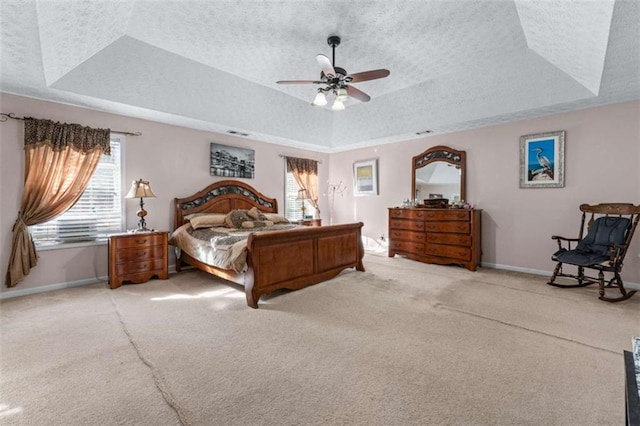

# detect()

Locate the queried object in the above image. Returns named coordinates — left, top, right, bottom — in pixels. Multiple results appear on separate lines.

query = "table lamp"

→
left=125, top=179, right=156, bottom=232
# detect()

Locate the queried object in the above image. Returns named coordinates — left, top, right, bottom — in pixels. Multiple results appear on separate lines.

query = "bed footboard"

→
left=244, top=222, right=365, bottom=308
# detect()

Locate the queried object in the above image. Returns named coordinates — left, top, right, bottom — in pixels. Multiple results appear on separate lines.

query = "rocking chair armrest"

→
left=608, top=243, right=628, bottom=262
left=551, top=235, right=580, bottom=251
left=551, top=236, right=579, bottom=242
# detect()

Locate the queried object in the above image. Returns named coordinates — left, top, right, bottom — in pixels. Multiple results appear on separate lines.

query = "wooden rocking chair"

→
left=547, top=203, right=640, bottom=302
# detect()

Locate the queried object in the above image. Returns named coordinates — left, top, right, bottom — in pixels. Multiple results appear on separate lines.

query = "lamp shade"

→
left=296, top=188, right=309, bottom=200
left=125, top=179, right=156, bottom=199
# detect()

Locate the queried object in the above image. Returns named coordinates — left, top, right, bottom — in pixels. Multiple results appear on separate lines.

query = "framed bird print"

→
left=519, top=130, right=565, bottom=188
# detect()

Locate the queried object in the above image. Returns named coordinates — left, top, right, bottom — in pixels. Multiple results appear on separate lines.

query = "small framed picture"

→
left=519, top=130, right=565, bottom=188
left=353, top=158, right=378, bottom=196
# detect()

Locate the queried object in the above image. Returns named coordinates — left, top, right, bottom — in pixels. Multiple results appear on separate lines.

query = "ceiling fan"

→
left=276, top=35, right=390, bottom=110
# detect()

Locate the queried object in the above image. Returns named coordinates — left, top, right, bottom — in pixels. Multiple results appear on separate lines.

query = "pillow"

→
left=189, top=214, right=227, bottom=229
left=241, top=220, right=274, bottom=229
left=262, top=213, right=290, bottom=224
left=225, top=210, right=252, bottom=228
left=184, top=213, right=207, bottom=220
left=247, top=207, right=268, bottom=221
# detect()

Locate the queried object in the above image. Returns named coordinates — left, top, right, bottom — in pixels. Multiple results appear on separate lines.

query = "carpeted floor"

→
left=1, top=254, right=638, bottom=425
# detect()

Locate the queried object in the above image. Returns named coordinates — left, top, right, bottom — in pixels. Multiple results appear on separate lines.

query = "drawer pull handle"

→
left=138, top=264, right=147, bottom=270
left=137, top=251, right=147, bottom=257
left=135, top=239, right=148, bottom=244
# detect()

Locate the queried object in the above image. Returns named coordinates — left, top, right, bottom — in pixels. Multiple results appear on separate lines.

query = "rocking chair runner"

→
left=548, top=203, right=640, bottom=302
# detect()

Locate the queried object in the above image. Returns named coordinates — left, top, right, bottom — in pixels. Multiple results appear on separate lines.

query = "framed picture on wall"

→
left=519, top=130, right=565, bottom=188
left=353, top=158, right=378, bottom=196
left=210, top=143, right=255, bottom=178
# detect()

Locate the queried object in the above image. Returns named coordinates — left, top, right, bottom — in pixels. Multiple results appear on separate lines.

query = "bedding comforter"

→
left=169, top=223, right=299, bottom=273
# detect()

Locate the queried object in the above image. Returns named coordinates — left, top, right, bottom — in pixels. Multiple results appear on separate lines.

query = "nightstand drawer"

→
left=115, top=245, right=165, bottom=262
left=116, top=258, right=166, bottom=276
left=108, top=231, right=168, bottom=289
left=114, top=233, right=165, bottom=249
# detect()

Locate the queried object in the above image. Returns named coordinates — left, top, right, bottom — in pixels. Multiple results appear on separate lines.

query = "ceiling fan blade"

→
left=346, top=85, right=371, bottom=102
left=348, top=69, right=390, bottom=83
left=276, top=80, right=323, bottom=84
left=316, top=54, right=335, bottom=77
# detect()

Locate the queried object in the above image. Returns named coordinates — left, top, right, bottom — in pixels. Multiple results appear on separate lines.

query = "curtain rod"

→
left=0, top=112, right=142, bottom=136
left=279, top=154, right=323, bottom=164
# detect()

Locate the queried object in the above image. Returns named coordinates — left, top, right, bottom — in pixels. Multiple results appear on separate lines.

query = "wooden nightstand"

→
left=108, top=231, right=169, bottom=289
left=298, top=219, right=322, bottom=227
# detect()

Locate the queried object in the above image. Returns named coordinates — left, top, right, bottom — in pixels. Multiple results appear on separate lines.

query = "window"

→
left=30, top=134, right=125, bottom=247
left=284, top=169, right=313, bottom=221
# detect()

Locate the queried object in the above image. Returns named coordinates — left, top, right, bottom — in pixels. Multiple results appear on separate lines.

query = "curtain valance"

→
left=286, top=156, right=318, bottom=176
left=24, top=117, right=111, bottom=154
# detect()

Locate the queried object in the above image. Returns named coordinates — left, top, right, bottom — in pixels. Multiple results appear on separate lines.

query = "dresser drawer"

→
left=113, top=233, right=165, bottom=249
left=116, top=258, right=166, bottom=276
left=426, top=233, right=472, bottom=246
left=389, top=229, right=426, bottom=242
left=390, top=240, right=424, bottom=255
left=425, top=244, right=471, bottom=261
left=389, top=208, right=428, bottom=220
left=424, top=222, right=470, bottom=234
left=423, top=210, right=470, bottom=221
left=115, top=245, right=165, bottom=263
left=389, top=219, right=425, bottom=231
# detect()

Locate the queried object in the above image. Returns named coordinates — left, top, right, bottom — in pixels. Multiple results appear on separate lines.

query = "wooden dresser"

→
left=108, top=231, right=169, bottom=289
left=388, top=208, right=481, bottom=271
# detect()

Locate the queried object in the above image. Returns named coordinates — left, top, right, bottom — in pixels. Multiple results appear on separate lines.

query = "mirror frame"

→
left=411, top=145, right=466, bottom=204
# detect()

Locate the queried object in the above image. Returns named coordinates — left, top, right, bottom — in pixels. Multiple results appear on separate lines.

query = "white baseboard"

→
left=2, top=263, right=637, bottom=299
left=481, top=262, right=640, bottom=291
left=0, top=276, right=109, bottom=300
left=0, top=264, right=180, bottom=300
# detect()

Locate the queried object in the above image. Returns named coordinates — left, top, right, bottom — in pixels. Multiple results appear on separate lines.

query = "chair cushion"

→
left=575, top=216, right=630, bottom=255
left=553, top=248, right=610, bottom=267
left=554, top=216, right=630, bottom=266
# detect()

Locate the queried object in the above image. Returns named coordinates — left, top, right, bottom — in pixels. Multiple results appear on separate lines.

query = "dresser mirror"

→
left=411, top=145, right=466, bottom=204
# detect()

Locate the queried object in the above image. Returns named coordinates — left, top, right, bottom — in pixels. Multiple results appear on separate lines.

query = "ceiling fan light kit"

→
left=332, top=99, right=345, bottom=110
left=276, top=35, right=390, bottom=110
left=312, top=91, right=327, bottom=106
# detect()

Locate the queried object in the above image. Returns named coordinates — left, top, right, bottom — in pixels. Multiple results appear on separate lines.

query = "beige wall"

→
left=329, top=100, right=640, bottom=283
left=0, top=93, right=329, bottom=296
left=1, top=93, right=639, bottom=297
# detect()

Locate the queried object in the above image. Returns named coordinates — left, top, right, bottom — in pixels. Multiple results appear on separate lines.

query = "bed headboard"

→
left=174, top=180, right=278, bottom=230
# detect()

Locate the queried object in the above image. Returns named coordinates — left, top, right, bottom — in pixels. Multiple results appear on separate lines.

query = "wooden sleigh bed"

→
left=172, top=180, right=365, bottom=308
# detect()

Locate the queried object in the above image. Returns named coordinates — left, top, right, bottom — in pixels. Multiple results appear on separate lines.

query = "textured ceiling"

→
left=1, top=0, right=638, bottom=151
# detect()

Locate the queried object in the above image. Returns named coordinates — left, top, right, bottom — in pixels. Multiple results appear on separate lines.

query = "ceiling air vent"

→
left=227, top=130, right=250, bottom=137
left=416, top=130, right=433, bottom=135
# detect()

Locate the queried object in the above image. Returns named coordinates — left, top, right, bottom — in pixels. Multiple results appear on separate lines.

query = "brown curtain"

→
left=286, top=157, right=320, bottom=217
left=5, top=118, right=111, bottom=287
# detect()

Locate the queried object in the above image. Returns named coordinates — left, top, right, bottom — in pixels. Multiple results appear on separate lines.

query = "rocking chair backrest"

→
left=578, top=203, right=640, bottom=263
